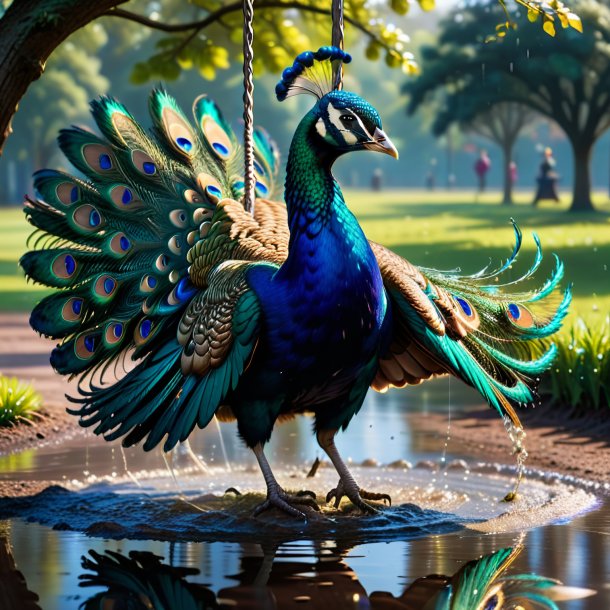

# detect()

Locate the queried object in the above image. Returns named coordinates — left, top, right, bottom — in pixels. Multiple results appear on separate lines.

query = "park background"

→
left=0, top=0, right=609, bottom=608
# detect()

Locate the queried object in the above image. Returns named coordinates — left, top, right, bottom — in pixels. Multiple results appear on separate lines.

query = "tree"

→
left=406, top=0, right=610, bottom=213
left=464, top=103, right=536, bottom=204
left=0, top=0, right=580, bottom=159
left=0, top=0, right=420, bottom=158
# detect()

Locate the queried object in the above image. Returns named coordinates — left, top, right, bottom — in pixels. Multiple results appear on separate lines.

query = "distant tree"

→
left=10, top=28, right=109, bottom=170
left=405, top=0, right=610, bottom=213
left=464, top=103, right=536, bottom=204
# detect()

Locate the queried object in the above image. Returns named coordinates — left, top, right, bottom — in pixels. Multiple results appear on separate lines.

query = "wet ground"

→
left=0, top=381, right=608, bottom=609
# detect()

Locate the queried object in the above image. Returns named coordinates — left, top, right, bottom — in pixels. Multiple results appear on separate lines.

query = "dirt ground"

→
left=1, top=313, right=608, bottom=496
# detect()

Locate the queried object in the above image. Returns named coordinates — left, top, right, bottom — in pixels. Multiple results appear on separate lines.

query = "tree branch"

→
left=104, top=2, right=394, bottom=54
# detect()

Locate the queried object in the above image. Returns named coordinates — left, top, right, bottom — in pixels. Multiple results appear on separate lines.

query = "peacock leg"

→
left=317, top=429, right=391, bottom=513
left=251, top=443, right=320, bottom=519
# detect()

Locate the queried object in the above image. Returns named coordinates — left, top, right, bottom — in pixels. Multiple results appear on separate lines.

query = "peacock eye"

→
left=340, top=114, right=355, bottom=122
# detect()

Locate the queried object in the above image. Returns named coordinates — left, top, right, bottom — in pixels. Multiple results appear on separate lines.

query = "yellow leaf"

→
left=568, top=12, right=583, bottom=33
left=527, top=8, right=539, bottom=22
left=198, top=64, right=216, bottom=80
left=418, top=0, right=435, bottom=12
left=177, top=56, right=193, bottom=70
left=543, top=20, right=556, bottom=36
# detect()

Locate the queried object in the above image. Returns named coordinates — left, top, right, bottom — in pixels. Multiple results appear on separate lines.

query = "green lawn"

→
left=2, top=190, right=609, bottom=330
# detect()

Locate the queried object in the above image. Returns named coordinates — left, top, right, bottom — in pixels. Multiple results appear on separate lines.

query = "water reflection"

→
left=68, top=541, right=595, bottom=610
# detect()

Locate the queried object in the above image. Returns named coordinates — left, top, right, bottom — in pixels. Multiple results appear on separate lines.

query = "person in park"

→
left=474, top=149, right=491, bottom=192
left=509, top=161, right=518, bottom=187
left=533, top=147, right=560, bottom=205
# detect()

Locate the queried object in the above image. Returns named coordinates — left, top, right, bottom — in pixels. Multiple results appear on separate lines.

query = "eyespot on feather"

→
left=140, top=275, right=158, bottom=293
left=184, top=189, right=204, bottom=205
left=255, top=180, right=269, bottom=197
left=196, top=173, right=223, bottom=204
left=451, top=295, right=480, bottom=330
left=94, top=274, right=118, bottom=299
left=82, top=144, right=115, bottom=173
left=169, top=209, right=188, bottom=228
left=61, top=297, right=84, bottom=322
left=108, top=232, right=132, bottom=256
left=132, top=150, right=157, bottom=176
left=72, top=204, right=104, bottom=232
left=507, top=303, right=535, bottom=328
left=162, top=107, right=196, bottom=155
left=134, top=318, right=154, bottom=345
left=253, top=159, right=266, bottom=178
left=200, top=116, right=232, bottom=159
left=109, top=185, right=142, bottom=210
left=55, top=182, right=80, bottom=206
left=75, top=333, right=98, bottom=360
left=167, top=276, right=196, bottom=307
left=104, top=321, right=124, bottom=345
left=155, top=253, right=170, bottom=272
left=52, top=253, right=77, bottom=279
left=168, top=235, right=182, bottom=255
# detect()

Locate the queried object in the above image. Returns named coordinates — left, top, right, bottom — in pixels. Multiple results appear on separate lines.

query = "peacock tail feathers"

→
left=373, top=220, right=570, bottom=427
left=21, top=88, right=280, bottom=388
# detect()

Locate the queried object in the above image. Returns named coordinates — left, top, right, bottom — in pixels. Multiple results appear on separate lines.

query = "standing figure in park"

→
left=474, top=149, right=491, bottom=193
left=533, top=147, right=560, bottom=205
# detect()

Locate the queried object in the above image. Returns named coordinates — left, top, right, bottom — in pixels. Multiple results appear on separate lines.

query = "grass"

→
left=1, top=188, right=609, bottom=323
left=541, top=317, right=610, bottom=415
left=0, top=376, right=42, bottom=426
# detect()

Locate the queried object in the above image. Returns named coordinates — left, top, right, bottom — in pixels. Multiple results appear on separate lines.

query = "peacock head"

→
left=276, top=47, right=398, bottom=160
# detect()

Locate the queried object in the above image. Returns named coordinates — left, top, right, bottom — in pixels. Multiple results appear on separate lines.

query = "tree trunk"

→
left=570, top=141, right=595, bottom=213
left=0, top=0, right=126, bottom=157
left=501, top=142, right=514, bottom=205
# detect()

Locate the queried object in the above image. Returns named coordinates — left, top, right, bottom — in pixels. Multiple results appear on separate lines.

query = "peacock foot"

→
left=253, top=486, right=320, bottom=520
left=326, top=479, right=391, bottom=513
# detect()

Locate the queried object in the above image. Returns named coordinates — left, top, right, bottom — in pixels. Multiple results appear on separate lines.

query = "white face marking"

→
left=327, top=103, right=358, bottom=145
left=316, top=117, right=327, bottom=137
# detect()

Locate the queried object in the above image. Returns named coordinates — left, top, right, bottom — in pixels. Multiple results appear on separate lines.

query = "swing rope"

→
left=332, top=0, right=345, bottom=89
left=241, top=0, right=346, bottom=214
left=242, top=0, right=256, bottom=214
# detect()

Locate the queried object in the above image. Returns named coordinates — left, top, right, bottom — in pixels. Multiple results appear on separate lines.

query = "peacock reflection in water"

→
left=58, top=542, right=595, bottom=610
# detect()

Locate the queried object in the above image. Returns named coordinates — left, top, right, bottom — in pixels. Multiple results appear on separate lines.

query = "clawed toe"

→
left=252, top=487, right=320, bottom=520
left=326, top=480, right=391, bottom=513
left=360, top=488, right=392, bottom=506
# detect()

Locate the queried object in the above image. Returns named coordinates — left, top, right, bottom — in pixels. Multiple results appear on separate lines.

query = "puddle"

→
left=0, top=382, right=608, bottom=608
left=0, top=460, right=599, bottom=543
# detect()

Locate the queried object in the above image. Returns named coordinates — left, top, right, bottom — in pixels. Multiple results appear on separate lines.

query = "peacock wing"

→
left=371, top=225, right=570, bottom=428
left=69, top=259, right=264, bottom=452
left=188, top=197, right=289, bottom=283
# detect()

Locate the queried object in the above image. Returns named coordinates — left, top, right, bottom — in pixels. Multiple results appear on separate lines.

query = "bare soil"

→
left=1, top=314, right=608, bottom=497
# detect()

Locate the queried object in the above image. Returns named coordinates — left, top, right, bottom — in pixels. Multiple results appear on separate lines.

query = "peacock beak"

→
left=364, top=127, right=399, bottom=159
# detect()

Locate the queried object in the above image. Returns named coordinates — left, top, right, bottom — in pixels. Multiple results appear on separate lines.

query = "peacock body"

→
left=22, top=47, right=570, bottom=517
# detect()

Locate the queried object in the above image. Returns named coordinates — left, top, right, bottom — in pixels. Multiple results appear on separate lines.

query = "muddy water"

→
left=0, top=381, right=608, bottom=609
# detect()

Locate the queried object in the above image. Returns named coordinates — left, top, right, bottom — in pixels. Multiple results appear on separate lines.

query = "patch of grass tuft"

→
left=541, top=318, right=610, bottom=414
left=0, top=376, right=42, bottom=426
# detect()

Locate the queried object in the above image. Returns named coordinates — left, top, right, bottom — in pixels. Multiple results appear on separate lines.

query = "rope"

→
left=242, top=0, right=255, bottom=214
left=332, top=0, right=344, bottom=90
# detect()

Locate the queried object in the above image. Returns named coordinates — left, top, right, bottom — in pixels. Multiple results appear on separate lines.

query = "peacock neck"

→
left=284, top=112, right=344, bottom=238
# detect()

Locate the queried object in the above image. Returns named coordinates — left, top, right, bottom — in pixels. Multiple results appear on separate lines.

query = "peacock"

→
left=21, top=47, right=570, bottom=518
